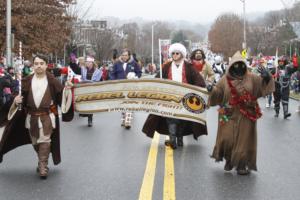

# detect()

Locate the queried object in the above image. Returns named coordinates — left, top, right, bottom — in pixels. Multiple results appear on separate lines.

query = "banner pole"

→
left=159, top=39, right=162, bottom=79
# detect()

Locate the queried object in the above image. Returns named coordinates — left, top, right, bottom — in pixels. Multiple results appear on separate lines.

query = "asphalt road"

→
left=0, top=99, right=299, bottom=200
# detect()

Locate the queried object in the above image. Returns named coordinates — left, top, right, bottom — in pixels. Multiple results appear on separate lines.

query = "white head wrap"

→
left=169, top=43, right=187, bottom=58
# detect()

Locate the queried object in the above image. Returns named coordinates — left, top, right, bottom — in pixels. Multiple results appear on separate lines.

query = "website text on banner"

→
left=74, top=79, right=208, bottom=125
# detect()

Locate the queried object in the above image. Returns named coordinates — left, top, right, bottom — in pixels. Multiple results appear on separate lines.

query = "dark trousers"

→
left=165, top=118, right=186, bottom=137
left=273, top=82, right=290, bottom=113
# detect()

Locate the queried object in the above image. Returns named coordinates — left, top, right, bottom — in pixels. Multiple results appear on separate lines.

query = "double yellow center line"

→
left=139, top=133, right=176, bottom=200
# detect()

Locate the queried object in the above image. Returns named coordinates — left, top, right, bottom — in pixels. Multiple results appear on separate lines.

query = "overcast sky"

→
left=77, top=0, right=293, bottom=23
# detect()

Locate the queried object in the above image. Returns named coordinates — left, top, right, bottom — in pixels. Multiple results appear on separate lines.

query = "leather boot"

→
left=283, top=104, right=291, bottom=119
left=33, top=145, right=39, bottom=173
left=236, top=163, right=250, bottom=175
left=274, top=108, right=279, bottom=118
left=177, top=136, right=183, bottom=147
left=224, top=160, right=233, bottom=171
left=38, top=143, right=51, bottom=179
left=165, top=122, right=177, bottom=149
left=165, top=136, right=177, bottom=149
left=176, top=123, right=185, bottom=147
left=88, top=115, right=93, bottom=127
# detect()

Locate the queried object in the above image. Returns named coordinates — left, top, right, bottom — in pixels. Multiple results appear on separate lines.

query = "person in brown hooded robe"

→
left=207, top=51, right=274, bottom=175
left=0, top=54, right=73, bottom=179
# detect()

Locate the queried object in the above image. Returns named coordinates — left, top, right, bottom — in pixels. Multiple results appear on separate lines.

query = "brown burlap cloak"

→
left=142, top=61, right=208, bottom=140
left=209, top=52, right=275, bottom=170
left=0, top=72, right=73, bottom=165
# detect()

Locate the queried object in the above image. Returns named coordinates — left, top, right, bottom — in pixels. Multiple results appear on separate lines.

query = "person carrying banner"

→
left=70, top=56, right=102, bottom=127
left=0, top=53, right=73, bottom=179
left=111, top=49, right=142, bottom=129
left=142, top=43, right=207, bottom=149
left=207, top=51, right=274, bottom=175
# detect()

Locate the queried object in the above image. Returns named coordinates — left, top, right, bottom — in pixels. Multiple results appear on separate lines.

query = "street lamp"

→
left=6, top=0, right=12, bottom=67
left=151, top=22, right=160, bottom=68
left=151, top=24, right=155, bottom=68
left=240, top=0, right=246, bottom=50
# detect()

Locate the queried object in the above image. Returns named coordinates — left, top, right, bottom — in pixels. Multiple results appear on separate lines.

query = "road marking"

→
left=163, top=136, right=176, bottom=200
left=139, top=132, right=160, bottom=200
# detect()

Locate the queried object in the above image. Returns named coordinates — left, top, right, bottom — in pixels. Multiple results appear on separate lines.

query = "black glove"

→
left=206, top=83, right=214, bottom=92
left=257, top=66, right=271, bottom=84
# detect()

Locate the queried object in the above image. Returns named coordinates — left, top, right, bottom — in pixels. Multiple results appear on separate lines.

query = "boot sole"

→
left=40, top=175, right=48, bottom=180
left=237, top=169, right=250, bottom=175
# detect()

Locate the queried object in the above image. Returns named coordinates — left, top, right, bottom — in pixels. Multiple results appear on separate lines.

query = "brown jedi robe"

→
left=0, top=72, right=73, bottom=165
left=209, top=52, right=274, bottom=170
left=142, top=61, right=208, bottom=139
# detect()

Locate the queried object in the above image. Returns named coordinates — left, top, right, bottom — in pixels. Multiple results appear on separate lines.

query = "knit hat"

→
left=169, top=43, right=187, bottom=58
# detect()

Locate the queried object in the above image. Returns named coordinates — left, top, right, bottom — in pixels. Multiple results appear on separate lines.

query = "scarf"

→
left=192, top=60, right=205, bottom=72
left=168, top=63, right=188, bottom=83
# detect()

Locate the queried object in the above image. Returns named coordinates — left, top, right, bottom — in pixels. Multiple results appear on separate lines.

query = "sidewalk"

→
left=290, top=91, right=300, bottom=101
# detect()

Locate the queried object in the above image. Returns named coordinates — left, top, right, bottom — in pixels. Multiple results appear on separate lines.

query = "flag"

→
left=292, top=50, right=298, bottom=68
left=61, top=66, right=81, bottom=83
left=68, top=67, right=81, bottom=83
left=274, top=47, right=278, bottom=68
left=274, top=47, right=279, bottom=79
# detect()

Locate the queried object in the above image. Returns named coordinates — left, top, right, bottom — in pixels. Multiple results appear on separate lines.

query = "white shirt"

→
left=8, top=74, right=55, bottom=130
left=123, top=63, right=127, bottom=71
left=171, top=61, right=184, bottom=83
left=32, top=74, right=48, bottom=108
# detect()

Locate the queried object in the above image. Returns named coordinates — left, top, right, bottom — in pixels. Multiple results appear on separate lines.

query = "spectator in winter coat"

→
left=111, top=49, right=142, bottom=129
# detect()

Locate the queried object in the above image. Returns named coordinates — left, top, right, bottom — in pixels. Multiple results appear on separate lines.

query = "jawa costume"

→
left=208, top=51, right=274, bottom=175
left=0, top=72, right=73, bottom=179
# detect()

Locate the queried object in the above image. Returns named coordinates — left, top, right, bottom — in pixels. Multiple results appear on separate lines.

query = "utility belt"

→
left=27, top=104, right=58, bottom=116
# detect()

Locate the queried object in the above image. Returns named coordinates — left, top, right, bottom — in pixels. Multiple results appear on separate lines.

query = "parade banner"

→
left=74, top=79, right=209, bottom=124
left=159, top=39, right=171, bottom=63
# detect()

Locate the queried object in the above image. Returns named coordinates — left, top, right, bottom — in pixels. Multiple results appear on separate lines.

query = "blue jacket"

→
left=69, top=62, right=102, bottom=82
left=81, top=67, right=102, bottom=82
left=111, top=57, right=142, bottom=80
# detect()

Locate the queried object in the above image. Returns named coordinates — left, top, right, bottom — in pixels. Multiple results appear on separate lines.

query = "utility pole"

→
left=6, top=0, right=12, bottom=67
left=151, top=24, right=154, bottom=68
left=240, top=0, right=246, bottom=50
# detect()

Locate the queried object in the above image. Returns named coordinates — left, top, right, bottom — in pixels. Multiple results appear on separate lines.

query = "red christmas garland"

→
left=227, top=76, right=262, bottom=122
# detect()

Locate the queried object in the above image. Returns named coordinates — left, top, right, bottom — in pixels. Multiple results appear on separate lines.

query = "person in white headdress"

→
left=142, top=43, right=207, bottom=149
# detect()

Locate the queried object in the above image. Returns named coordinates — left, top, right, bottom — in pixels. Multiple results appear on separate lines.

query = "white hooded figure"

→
left=212, top=55, right=226, bottom=83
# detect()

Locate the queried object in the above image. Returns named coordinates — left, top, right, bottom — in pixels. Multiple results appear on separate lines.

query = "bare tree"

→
left=0, top=0, right=74, bottom=58
left=91, top=29, right=117, bottom=62
left=208, top=13, right=244, bottom=60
